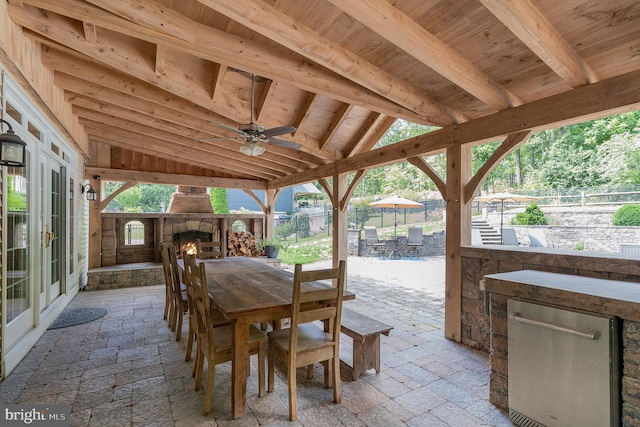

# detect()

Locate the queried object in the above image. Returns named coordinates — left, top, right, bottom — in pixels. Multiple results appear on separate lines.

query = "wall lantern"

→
left=82, top=184, right=97, bottom=201
left=0, top=119, right=27, bottom=167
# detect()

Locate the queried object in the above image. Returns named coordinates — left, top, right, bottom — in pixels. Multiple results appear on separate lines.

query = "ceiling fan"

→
left=200, top=73, right=300, bottom=156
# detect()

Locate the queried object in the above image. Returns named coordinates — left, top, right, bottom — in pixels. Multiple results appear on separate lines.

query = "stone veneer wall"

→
left=623, top=321, right=640, bottom=425
left=99, top=213, right=264, bottom=267
left=86, top=256, right=281, bottom=290
left=461, top=245, right=640, bottom=420
left=503, top=225, right=640, bottom=252
left=352, top=229, right=446, bottom=257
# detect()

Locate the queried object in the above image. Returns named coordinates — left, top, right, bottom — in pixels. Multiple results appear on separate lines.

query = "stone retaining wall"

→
left=349, top=228, right=446, bottom=257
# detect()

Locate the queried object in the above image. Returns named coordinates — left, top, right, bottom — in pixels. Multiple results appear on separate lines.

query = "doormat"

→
left=48, top=307, right=107, bottom=329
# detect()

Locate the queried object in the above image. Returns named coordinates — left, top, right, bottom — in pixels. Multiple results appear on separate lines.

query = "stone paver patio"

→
left=0, top=257, right=513, bottom=426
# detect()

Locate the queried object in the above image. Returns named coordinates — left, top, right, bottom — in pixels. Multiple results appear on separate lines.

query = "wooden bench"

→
left=340, top=307, right=393, bottom=380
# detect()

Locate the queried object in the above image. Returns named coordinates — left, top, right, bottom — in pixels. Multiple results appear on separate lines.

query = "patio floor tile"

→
left=0, top=257, right=513, bottom=426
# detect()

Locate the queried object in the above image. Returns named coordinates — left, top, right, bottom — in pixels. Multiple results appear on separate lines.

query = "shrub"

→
left=511, top=203, right=548, bottom=225
left=291, top=212, right=311, bottom=238
left=274, top=223, right=292, bottom=240
left=613, top=204, right=640, bottom=226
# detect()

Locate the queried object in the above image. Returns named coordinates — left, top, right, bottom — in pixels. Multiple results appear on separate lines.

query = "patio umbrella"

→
left=369, top=195, right=423, bottom=237
left=474, top=192, right=538, bottom=242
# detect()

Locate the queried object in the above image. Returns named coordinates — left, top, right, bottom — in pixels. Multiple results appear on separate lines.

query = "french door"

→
left=39, top=156, right=65, bottom=310
left=4, top=152, right=33, bottom=349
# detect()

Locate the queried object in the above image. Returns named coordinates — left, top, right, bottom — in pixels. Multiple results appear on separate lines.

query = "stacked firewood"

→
left=227, top=231, right=260, bottom=256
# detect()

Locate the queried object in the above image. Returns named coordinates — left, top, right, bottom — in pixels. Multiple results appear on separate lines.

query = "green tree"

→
left=7, top=175, right=27, bottom=211
left=597, top=134, right=640, bottom=184
left=210, top=188, right=229, bottom=213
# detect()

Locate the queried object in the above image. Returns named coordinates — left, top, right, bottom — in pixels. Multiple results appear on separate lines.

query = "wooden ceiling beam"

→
left=85, top=167, right=267, bottom=190
left=211, top=63, right=227, bottom=102
left=12, top=0, right=432, bottom=124
left=62, top=86, right=314, bottom=171
left=84, top=0, right=196, bottom=43
left=327, top=0, right=520, bottom=110
left=345, top=113, right=393, bottom=157
left=292, top=92, right=319, bottom=138
left=479, top=0, right=598, bottom=87
left=255, top=79, right=277, bottom=124
left=47, top=57, right=327, bottom=166
left=197, top=0, right=462, bottom=125
left=269, top=69, right=640, bottom=188
left=82, top=21, right=96, bottom=42
left=10, top=5, right=248, bottom=122
left=39, top=46, right=336, bottom=161
left=77, top=113, right=290, bottom=179
left=154, top=45, right=165, bottom=76
left=319, top=104, right=353, bottom=152
left=355, top=116, right=398, bottom=155
left=86, top=131, right=262, bottom=180
left=72, top=102, right=303, bottom=175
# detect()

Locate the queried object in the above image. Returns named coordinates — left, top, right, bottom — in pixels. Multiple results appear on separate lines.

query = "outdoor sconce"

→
left=81, top=184, right=97, bottom=201
left=0, top=119, right=27, bottom=167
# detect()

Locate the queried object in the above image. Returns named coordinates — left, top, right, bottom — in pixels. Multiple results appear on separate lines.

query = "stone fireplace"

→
left=164, top=217, right=219, bottom=256
left=99, top=212, right=265, bottom=266
left=166, top=186, right=213, bottom=214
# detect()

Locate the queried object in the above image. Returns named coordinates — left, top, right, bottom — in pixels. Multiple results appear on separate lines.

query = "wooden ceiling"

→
left=6, top=0, right=640, bottom=189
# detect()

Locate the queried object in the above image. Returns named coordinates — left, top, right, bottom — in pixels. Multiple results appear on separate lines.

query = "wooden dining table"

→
left=187, top=256, right=353, bottom=419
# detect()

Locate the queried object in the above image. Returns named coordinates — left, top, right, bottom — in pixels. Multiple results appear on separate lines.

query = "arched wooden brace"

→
left=100, top=181, right=136, bottom=211
left=464, top=131, right=532, bottom=204
left=319, top=170, right=366, bottom=270
left=408, top=130, right=531, bottom=341
left=243, top=188, right=280, bottom=239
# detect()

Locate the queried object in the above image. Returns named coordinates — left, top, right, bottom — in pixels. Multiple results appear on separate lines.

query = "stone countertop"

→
left=482, top=269, right=640, bottom=322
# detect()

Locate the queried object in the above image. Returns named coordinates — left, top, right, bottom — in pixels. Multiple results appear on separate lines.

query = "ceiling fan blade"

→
left=266, top=138, right=302, bottom=150
left=208, top=121, right=248, bottom=136
left=196, top=136, right=244, bottom=142
left=262, top=125, right=297, bottom=137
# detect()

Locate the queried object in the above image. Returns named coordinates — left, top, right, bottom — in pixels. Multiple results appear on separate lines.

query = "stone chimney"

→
left=166, top=186, right=214, bottom=213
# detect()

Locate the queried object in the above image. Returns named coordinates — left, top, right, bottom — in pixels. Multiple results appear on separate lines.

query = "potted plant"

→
left=257, top=237, right=286, bottom=259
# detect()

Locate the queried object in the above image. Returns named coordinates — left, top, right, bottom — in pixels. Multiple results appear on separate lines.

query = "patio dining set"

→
left=364, top=226, right=424, bottom=259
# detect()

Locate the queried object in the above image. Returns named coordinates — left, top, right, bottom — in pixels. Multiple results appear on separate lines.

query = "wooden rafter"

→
left=327, top=0, right=521, bottom=110
left=12, top=0, right=430, bottom=124
left=479, top=0, right=598, bottom=87
left=198, top=0, right=458, bottom=125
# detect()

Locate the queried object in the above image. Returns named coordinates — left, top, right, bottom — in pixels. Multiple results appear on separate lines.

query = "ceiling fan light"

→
left=239, top=141, right=266, bottom=156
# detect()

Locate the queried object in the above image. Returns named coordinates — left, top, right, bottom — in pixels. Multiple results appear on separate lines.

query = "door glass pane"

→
left=69, top=178, right=74, bottom=274
left=6, top=161, right=30, bottom=323
left=50, top=169, right=61, bottom=285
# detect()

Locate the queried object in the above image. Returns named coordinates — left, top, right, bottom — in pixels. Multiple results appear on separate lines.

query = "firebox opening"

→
left=173, top=231, right=212, bottom=256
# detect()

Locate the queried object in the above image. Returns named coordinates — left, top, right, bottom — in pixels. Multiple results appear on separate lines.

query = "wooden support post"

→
left=332, top=174, right=348, bottom=268
left=444, top=142, right=472, bottom=341
left=264, top=189, right=279, bottom=239
left=87, top=175, right=102, bottom=269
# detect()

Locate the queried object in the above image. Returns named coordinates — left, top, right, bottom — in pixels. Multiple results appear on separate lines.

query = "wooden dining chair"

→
left=182, top=253, right=201, bottom=365
left=196, top=231, right=221, bottom=259
left=267, top=260, right=346, bottom=421
left=167, top=245, right=188, bottom=341
left=160, top=242, right=173, bottom=325
left=183, top=253, right=232, bottom=366
left=191, top=260, right=266, bottom=416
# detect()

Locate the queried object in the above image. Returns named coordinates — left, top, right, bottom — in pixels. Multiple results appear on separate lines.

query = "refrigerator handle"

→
left=509, top=312, right=599, bottom=340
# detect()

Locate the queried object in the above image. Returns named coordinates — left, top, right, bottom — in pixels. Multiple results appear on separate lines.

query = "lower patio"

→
left=0, top=257, right=512, bottom=426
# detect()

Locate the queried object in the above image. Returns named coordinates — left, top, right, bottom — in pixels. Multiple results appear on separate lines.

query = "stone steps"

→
left=472, top=220, right=501, bottom=244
